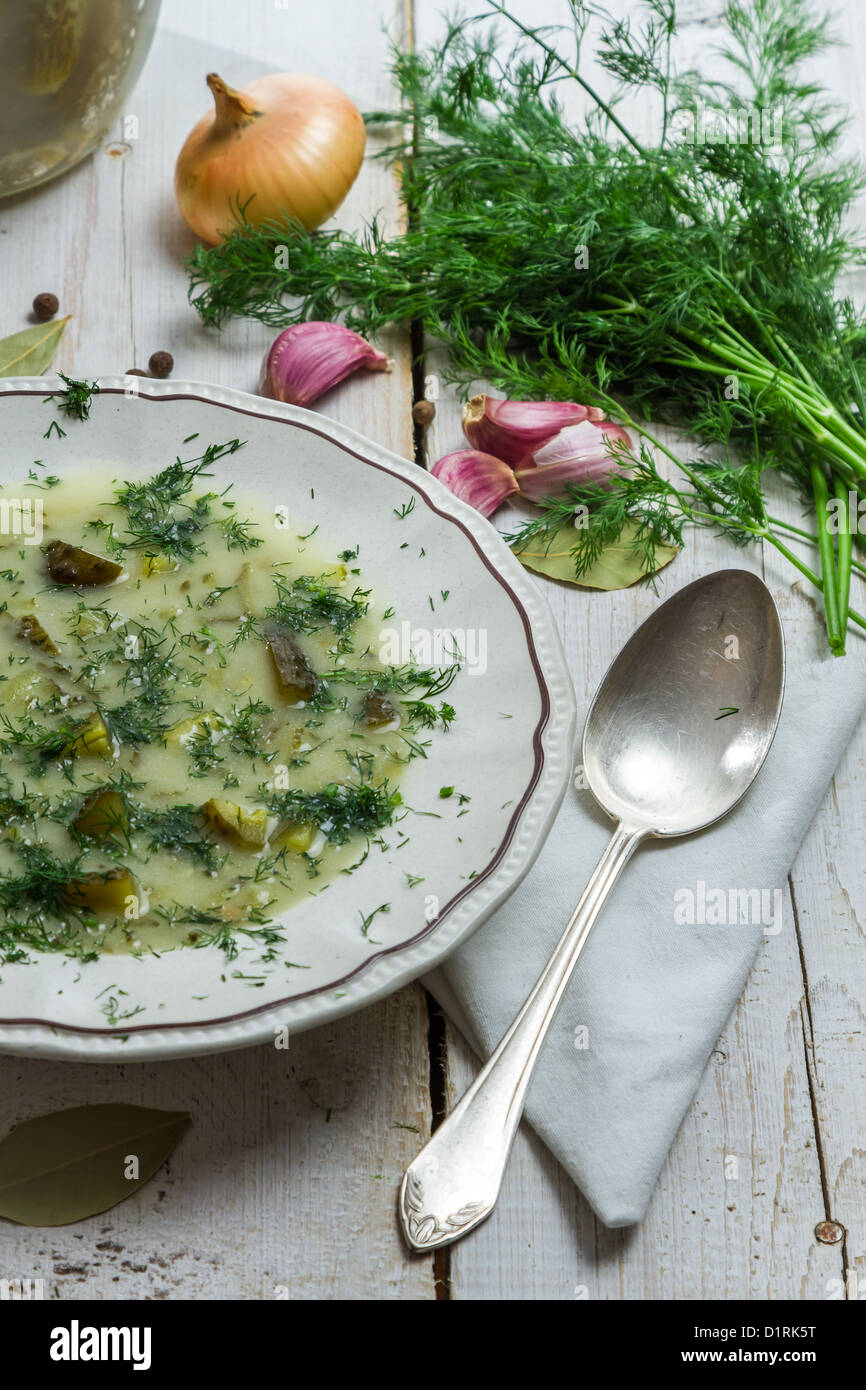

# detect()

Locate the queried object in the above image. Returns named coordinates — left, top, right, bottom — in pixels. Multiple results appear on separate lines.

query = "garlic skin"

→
left=431, top=450, right=520, bottom=518
left=175, top=72, right=366, bottom=244
left=462, top=394, right=605, bottom=466
left=260, top=323, right=391, bottom=408
left=514, top=420, right=631, bottom=501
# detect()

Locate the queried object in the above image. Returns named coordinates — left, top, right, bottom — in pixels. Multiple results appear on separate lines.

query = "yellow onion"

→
left=175, top=72, right=366, bottom=245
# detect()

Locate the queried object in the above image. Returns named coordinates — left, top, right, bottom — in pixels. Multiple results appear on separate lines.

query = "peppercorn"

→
left=125, top=368, right=148, bottom=376
left=32, top=293, right=59, bottom=321
left=148, top=350, right=174, bottom=378
left=413, top=399, right=436, bottom=427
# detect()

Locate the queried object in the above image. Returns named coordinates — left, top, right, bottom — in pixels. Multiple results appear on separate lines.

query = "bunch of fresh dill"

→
left=185, top=0, right=866, bottom=653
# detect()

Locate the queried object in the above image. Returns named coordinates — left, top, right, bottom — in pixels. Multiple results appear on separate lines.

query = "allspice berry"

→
left=148, top=350, right=174, bottom=378
left=413, top=399, right=436, bottom=427
left=33, top=293, right=59, bottom=321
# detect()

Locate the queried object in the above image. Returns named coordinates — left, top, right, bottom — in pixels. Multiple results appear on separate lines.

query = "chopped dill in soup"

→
left=0, top=443, right=456, bottom=959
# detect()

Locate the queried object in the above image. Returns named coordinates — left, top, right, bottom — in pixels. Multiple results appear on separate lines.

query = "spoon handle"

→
left=399, top=822, right=646, bottom=1251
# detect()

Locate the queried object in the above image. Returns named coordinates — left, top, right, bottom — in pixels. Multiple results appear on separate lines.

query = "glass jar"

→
left=0, top=0, right=161, bottom=198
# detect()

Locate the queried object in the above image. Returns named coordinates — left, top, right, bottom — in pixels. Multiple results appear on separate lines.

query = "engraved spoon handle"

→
left=399, top=822, right=646, bottom=1251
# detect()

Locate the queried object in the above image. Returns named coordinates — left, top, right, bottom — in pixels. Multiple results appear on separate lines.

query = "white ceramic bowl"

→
left=0, top=378, right=575, bottom=1059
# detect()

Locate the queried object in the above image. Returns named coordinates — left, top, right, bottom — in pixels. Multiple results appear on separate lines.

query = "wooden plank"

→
left=763, top=0, right=866, bottom=1306
left=788, top=734, right=866, bottom=1303
left=412, top=0, right=860, bottom=1298
left=773, top=477, right=866, bottom=1301
left=438, top=468, right=840, bottom=1298
left=444, top=955, right=842, bottom=1300
left=0, top=985, right=434, bottom=1300
left=0, top=0, right=435, bottom=1301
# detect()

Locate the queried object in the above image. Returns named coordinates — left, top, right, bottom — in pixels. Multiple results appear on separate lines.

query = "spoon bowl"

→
left=583, top=569, right=785, bottom=835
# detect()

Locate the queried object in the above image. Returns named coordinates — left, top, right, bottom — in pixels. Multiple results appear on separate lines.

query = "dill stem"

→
left=681, top=496, right=865, bottom=637
left=713, top=279, right=825, bottom=396
left=613, top=410, right=864, bottom=648
left=666, top=348, right=866, bottom=480
left=484, top=1, right=703, bottom=222
left=835, top=473, right=853, bottom=645
left=810, top=462, right=844, bottom=654
left=767, top=535, right=866, bottom=634
left=679, top=503, right=762, bottom=536
left=677, top=333, right=861, bottom=443
left=663, top=308, right=866, bottom=469
left=749, top=383, right=866, bottom=475
left=666, top=318, right=866, bottom=468
left=767, top=517, right=815, bottom=541
left=484, top=2, right=645, bottom=158
left=769, top=516, right=866, bottom=581
left=686, top=500, right=866, bottom=634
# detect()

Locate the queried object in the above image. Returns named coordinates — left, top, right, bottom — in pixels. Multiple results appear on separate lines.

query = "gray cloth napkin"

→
left=424, top=654, right=865, bottom=1227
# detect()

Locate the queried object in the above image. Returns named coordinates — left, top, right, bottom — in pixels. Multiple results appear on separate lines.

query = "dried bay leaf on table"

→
left=515, top=519, right=678, bottom=590
left=0, top=1103, right=190, bottom=1226
left=0, top=315, right=71, bottom=376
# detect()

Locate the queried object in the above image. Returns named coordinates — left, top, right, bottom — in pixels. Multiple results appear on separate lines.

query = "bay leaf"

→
left=0, top=314, right=71, bottom=376
left=0, top=1103, right=190, bottom=1226
left=515, top=520, right=678, bottom=590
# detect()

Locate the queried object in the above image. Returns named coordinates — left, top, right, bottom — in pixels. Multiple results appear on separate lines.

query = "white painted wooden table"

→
left=0, top=0, right=863, bottom=1301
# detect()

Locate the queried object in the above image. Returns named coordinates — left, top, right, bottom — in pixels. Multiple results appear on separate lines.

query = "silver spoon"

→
left=399, top=568, right=784, bottom=1251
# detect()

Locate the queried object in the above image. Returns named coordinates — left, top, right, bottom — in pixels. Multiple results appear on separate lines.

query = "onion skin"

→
left=175, top=72, right=366, bottom=245
left=462, top=394, right=605, bottom=466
